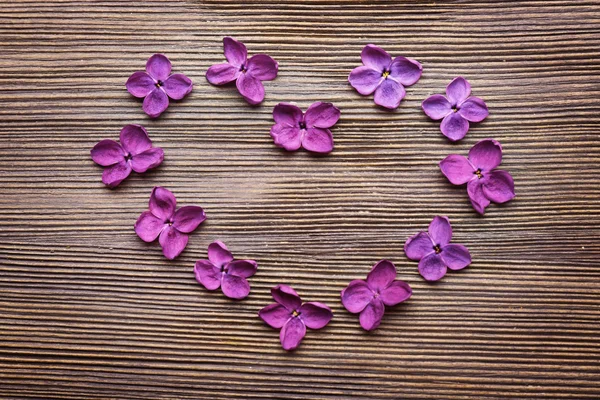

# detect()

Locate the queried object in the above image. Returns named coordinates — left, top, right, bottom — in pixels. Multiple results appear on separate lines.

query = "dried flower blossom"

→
left=440, top=139, right=515, bottom=214
left=134, top=187, right=206, bottom=260
left=194, top=241, right=257, bottom=299
left=206, top=37, right=278, bottom=105
left=348, top=44, right=422, bottom=109
left=422, top=77, right=489, bottom=141
left=90, top=124, right=163, bottom=188
left=341, top=260, right=412, bottom=331
left=259, top=285, right=332, bottom=351
left=404, top=216, right=471, bottom=281
left=126, top=54, right=193, bottom=118
left=270, top=102, right=340, bottom=153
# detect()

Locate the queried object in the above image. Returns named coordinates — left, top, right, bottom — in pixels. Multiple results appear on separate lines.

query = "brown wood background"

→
left=1, top=1, right=599, bottom=399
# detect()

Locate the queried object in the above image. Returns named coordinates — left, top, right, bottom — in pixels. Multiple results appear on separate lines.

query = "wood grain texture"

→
left=1, top=0, right=599, bottom=399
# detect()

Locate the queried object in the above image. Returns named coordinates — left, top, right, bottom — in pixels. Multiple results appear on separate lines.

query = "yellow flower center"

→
left=382, top=71, right=390, bottom=78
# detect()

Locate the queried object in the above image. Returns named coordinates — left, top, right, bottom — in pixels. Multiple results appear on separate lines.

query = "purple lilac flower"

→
left=134, top=187, right=206, bottom=260
left=126, top=54, right=193, bottom=118
left=90, top=124, right=163, bottom=188
left=404, top=216, right=471, bottom=281
left=348, top=44, right=422, bottom=109
left=259, top=285, right=332, bottom=351
left=206, top=37, right=278, bottom=105
left=422, top=77, right=489, bottom=141
left=341, top=260, right=412, bottom=331
left=194, top=241, right=257, bottom=300
left=440, top=139, right=515, bottom=214
left=270, top=102, right=340, bottom=153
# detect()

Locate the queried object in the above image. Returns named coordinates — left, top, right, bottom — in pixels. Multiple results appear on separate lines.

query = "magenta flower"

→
left=206, top=37, right=278, bottom=105
left=341, top=260, right=412, bottom=331
left=422, top=77, right=489, bottom=141
left=90, top=124, right=163, bottom=188
left=194, top=241, right=257, bottom=300
left=440, top=139, right=515, bottom=214
left=270, top=102, right=340, bottom=153
left=126, top=54, right=193, bottom=119
left=348, top=44, right=422, bottom=109
left=404, top=216, right=471, bottom=281
left=259, top=285, right=332, bottom=351
left=134, top=187, right=206, bottom=260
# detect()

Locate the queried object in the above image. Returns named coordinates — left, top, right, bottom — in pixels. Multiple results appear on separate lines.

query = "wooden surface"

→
left=1, top=1, right=599, bottom=399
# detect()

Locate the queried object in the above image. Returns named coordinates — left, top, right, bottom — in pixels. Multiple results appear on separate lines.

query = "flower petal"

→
left=379, top=281, right=412, bottom=307
left=359, top=298, right=384, bottom=331
left=367, top=259, right=397, bottom=291
left=172, top=205, right=206, bottom=233
left=130, top=147, right=164, bottom=173
left=162, top=74, right=193, bottom=100
left=422, top=94, right=452, bottom=120
left=280, top=317, right=306, bottom=351
left=90, top=139, right=124, bottom=166
left=142, top=88, right=169, bottom=118
left=302, top=127, right=334, bottom=154
left=428, top=216, right=452, bottom=247
left=126, top=71, right=155, bottom=98
left=348, top=66, right=383, bottom=95
left=440, top=112, right=469, bottom=141
left=467, top=179, right=490, bottom=215
left=221, top=274, right=251, bottom=299
left=102, top=160, right=131, bottom=188
left=439, top=154, right=475, bottom=185
left=299, top=302, right=332, bottom=330
left=418, top=253, right=447, bottom=281
left=458, top=97, right=488, bottom=122
left=374, top=79, right=405, bottom=109
left=259, top=304, right=290, bottom=329
left=207, top=241, right=233, bottom=268
left=468, top=139, right=503, bottom=172
left=341, top=280, right=373, bottom=313
left=223, top=37, right=247, bottom=67
left=446, top=76, right=471, bottom=106
left=273, top=103, right=303, bottom=126
left=206, top=63, right=240, bottom=85
left=270, top=124, right=302, bottom=151
left=271, top=285, right=301, bottom=311
left=304, top=102, right=340, bottom=129
left=134, top=210, right=166, bottom=242
left=236, top=73, right=265, bottom=105
left=389, top=56, right=422, bottom=86
left=246, top=54, right=278, bottom=81
left=441, top=244, right=471, bottom=271
left=194, top=259, right=222, bottom=290
left=149, top=186, right=176, bottom=221
left=404, top=231, right=434, bottom=261
left=482, top=170, right=515, bottom=204
left=119, top=124, right=151, bottom=155
left=361, top=44, right=391, bottom=72
left=158, top=226, right=188, bottom=260
left=226, top=260, right=257, bottom=278
left=146, top=54, right=171, bottom=81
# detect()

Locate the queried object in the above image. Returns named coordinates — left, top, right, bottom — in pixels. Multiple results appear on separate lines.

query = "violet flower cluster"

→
left=88, top=38, right=518, bottom=351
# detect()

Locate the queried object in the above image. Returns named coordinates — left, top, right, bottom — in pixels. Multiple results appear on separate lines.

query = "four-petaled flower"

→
left=404, top=216, right=471, bottom=281
left=422, top=77, right=489, bottom=141
left=341, top=260, right=412, bottom=331
left=348, top=44, right=422, bottom=109
left=259, top=285, right=333, bottom=351
left=194, top=241, right=258, bottom=300
left=206, top=37, right=278, bottom=105
left=270, top=102, right=340, bottom=153
left=440, top=139, right=515, bottom=214
left=134, top=187, right=206, bottom=260
left=90, top=124, right=164, bottom=188
left=126, top=54, right=193, bottom=119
